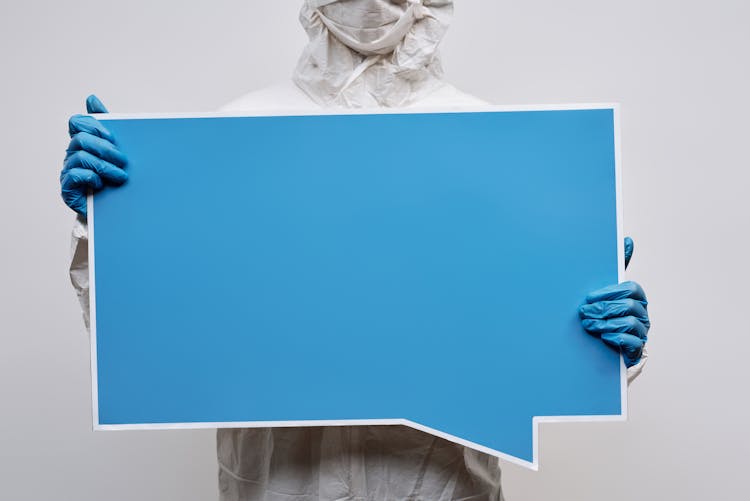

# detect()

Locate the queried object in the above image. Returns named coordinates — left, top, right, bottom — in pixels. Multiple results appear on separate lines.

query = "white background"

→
left=1, top=1, right=748, bottom=499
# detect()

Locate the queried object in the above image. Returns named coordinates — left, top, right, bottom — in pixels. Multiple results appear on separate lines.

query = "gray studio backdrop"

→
left=1, top=1, right=748, bottom=499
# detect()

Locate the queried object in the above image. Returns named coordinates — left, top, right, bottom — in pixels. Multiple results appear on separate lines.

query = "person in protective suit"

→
left=61, top=1, right=650, bottom=500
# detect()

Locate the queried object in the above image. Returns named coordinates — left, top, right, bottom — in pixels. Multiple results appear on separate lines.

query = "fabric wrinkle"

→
left=293, top=0, right=453, bottom=108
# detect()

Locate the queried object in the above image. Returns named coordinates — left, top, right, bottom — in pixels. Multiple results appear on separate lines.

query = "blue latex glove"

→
left=60, top=95, right=128, bottom=216
left=579, top=237, right=650, bottom=367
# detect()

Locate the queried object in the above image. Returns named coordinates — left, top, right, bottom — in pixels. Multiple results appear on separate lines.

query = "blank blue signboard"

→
left=90, top=105, right=625, bottom=468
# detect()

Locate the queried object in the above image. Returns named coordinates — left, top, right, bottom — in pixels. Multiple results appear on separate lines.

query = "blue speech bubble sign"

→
left=90, top=106, right=624, bottom=468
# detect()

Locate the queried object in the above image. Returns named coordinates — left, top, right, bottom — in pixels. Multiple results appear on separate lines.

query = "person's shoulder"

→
left=408, top=83, right=489, bottom=108
left=218, top=81, right=321, bottom=113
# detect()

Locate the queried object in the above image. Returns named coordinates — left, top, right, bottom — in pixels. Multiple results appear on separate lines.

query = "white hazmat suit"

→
left=70, top=1, right=645, bottom=499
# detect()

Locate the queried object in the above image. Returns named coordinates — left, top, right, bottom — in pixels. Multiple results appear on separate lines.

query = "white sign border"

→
left=87, top=103, right=626, bottom=471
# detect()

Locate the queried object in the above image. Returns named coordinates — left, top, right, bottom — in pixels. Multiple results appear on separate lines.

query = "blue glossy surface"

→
left=94, top=109, right=621, bottom=462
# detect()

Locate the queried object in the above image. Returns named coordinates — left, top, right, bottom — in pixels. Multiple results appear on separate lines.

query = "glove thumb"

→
left=624, top=236, right=634, bottom=270
left=86, top=94, right=109, bottom=114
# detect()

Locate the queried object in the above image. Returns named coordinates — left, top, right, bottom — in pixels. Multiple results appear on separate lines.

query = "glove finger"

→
left=86, top=94, right=108, bottom=114
left=601, top=332, right=644, bottom=368
left=67, top=132, right=128, bottom=167
left=624, top=237, right=634, bottom=269
left=581, top=315, right=648, bottom=340
left=68, top=114, right=116, bottom=144
left=578, top=299, right=650, bottom=327
left=585, top=280, right=647, bottom=305
left=60, top=168, right=104, bottom=215
left=63, top=150, right=128, bottom=186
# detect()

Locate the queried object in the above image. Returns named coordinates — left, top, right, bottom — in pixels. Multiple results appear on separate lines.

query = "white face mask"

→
left=313, top=0, right=434, bottom=55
